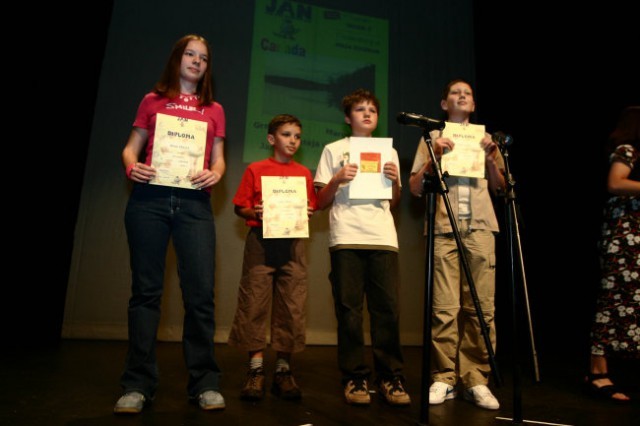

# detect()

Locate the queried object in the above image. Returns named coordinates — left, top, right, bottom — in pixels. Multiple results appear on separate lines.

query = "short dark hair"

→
left=441, top=78, right=473, bottom=101
left=341, top=88, right=380, bottom=116
left=268, top=114, right=302, bottom=135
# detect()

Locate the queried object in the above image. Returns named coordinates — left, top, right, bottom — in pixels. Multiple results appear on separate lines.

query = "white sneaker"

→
left=198, top=390, right=226, bottom=410
left=113, top=391, right=145, bottom=414
left=344, top=379, right=371, bottom=405
left=463, top=384, right=500, bottom=410
left=429, top=381, right=456, bottom=404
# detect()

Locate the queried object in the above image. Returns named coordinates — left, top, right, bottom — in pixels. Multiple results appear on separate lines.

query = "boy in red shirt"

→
left=228, top=114, right=317, bottom=400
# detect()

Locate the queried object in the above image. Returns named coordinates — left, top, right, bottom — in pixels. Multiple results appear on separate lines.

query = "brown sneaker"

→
left=271, top=370, right=302, bottom=400
left=378, top=376, right=411, bottom=406
left=344, top=378, right=370, bottom=405
left=240, top=367, right=265, bottom=400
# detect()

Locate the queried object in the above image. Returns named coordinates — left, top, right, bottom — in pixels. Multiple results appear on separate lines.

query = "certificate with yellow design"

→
left=349, top=137, right=393, bottom=199
left=440, top=122, right=485, bottom=178
left=262, top=176, right=309, bottom=239
left=150, top=113, right=207, bottom=189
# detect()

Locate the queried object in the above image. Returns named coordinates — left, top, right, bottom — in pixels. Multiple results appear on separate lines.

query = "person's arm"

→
left=315, top=163, right=358, bottom=210
left=607, top=161, right=640, bottom=195
left=210, top=136, right=226, bottom=177
left=481, top=135, right=505, bottom=195
left=122, top=127, right=155, bottom=182
left=234, top=202, right=262, bottom=221
left=409, top=165, right=428, bottom=197
left=408, top=137, right=453, bottom=197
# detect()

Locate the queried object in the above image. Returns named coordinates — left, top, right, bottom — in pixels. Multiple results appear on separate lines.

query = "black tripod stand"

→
left=492, top=133, right=540, bottom=426
left=415, top=127, right=501, bottom=426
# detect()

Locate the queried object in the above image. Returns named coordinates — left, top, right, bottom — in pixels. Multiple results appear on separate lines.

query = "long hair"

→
left=153, top=34, right=214, bottom=106
left=606, top=106, right=640, bottom=153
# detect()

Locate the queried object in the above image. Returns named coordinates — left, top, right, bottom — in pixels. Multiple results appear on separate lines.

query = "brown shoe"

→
left=344, top=379, right=370, bottom=405
left=240, top=367, right=265, bottom=400
left=271, top=370, right=302, bottom=400
left=378, top=376, right=411, bottom=406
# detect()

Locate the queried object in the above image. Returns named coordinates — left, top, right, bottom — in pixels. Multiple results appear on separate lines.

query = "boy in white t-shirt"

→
left=314, top=88, right=410, bottom=407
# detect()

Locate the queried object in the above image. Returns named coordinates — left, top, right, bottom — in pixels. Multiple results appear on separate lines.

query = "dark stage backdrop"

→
left=474, top=2, right=640, bottom=370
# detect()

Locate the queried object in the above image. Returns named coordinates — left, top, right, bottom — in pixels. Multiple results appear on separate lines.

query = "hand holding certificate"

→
left=440, top=122, right=486, bottom=178
left=261, top=176, right=309, bottom=238
left=150, top=113, right=207, bottom=189
left=349, top=137, right=393, bottom=199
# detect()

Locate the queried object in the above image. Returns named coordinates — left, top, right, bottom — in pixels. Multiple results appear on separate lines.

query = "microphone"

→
left=492, top=131, right=513, bottom=147
left=396, top=112, right=446, bottom=131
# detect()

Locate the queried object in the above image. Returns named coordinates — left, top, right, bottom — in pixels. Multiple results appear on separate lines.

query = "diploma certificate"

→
left=262, top=176, right=309, bottom=239
left=440, top=122, right=486, bottom=178
left=150, top=113, right=207, bottom=189
left=349, top=137, right=393, bottom=199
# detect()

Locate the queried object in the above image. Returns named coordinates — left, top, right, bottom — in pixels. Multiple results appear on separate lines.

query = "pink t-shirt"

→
left=133, top=92, right=225, bottom=173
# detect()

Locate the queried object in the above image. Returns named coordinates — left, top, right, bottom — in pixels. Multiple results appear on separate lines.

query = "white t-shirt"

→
left=314, top=137, right=400, bottom=250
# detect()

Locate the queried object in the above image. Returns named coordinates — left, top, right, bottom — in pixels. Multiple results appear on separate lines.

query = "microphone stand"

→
left=417, top=129, right=501, bottom=426
left=496, top=139, right=540, bottom=426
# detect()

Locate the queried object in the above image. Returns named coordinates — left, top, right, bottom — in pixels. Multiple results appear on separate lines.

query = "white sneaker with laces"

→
left=463, top=384, right=500, bottom=410
left=429, top=381, right=456, bottom=405
left=344, top=379, right=371, bottom=405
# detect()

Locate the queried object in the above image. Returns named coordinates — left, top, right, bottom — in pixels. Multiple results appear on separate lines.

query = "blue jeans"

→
left=329, top=249, right=405, bottom=384
left=121, top=184, right=221, bottom=399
